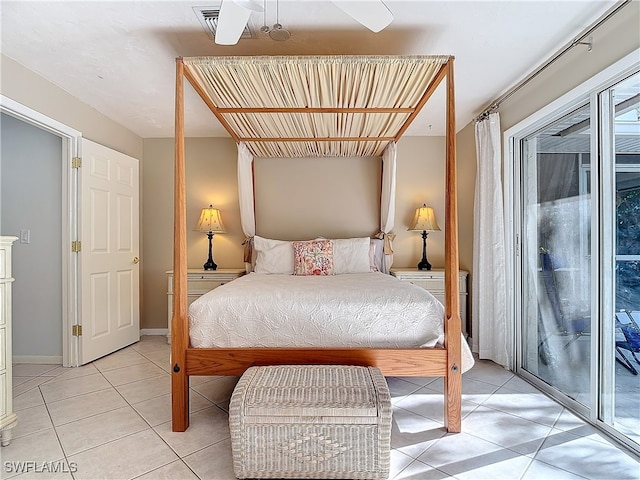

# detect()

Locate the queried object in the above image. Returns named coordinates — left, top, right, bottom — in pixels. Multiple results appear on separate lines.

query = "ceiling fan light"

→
left=269, top=24, right=290, bottom=41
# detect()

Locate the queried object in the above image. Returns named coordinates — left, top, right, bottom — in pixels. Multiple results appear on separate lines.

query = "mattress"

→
left=189, top=272, right=474, bottom=370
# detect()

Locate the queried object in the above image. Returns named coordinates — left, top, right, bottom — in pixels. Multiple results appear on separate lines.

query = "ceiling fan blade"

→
left=215, top=0, right=261, bottom=45
left=331, top=0, right=393, bottom=33
left=233, top=0, right=264, bottom=11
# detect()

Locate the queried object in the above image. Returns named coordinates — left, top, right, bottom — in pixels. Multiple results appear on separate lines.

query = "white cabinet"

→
left=0, top=236, right=18, bottom=446
left=166, top=268, right=245, bottom=343
left=391, top=268, right=469, bottom=336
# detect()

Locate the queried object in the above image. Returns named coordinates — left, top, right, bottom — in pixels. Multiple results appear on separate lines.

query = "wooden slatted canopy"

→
left=180, top=55, right=452, bottom=157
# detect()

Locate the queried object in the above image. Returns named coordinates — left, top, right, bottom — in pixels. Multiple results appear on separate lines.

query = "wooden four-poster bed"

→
left=171, top=55, right=464, bottom=433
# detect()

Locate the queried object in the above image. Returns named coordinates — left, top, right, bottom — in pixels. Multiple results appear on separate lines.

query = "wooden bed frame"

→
left=171, top=56, right=462, bottom=433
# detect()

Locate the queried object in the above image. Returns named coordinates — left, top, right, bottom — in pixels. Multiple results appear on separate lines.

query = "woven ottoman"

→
left=229, top=365, right=392, bottom=479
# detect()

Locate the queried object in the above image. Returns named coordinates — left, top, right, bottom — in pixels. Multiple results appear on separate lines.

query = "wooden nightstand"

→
left=166, top=268, right=245, bottom=343
left=390, top=268, right=469, bottom=336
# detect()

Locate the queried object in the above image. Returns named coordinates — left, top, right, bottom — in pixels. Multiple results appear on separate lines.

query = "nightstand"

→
left=0, top=236, right=18, bottom=446
left=166, top=268, right=245, bottom=344
left=390, top=268, right=469, bottom=336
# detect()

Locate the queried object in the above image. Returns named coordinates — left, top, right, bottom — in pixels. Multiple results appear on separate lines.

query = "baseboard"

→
left=13, top=355, right=62, bottom=365
left=140, top=328, right=169, bottom=337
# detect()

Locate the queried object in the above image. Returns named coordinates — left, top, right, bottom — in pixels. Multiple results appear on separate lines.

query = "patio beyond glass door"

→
left=520, top=104, right=593, bottom=408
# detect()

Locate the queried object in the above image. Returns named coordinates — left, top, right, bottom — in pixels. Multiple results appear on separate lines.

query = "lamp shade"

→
left=408, top=204, right=441, bottom=232
left=194, top=205, right=226, bottom=233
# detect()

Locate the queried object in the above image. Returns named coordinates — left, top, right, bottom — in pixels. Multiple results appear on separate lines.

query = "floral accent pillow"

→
left=292, top=240, right=335, bottom=276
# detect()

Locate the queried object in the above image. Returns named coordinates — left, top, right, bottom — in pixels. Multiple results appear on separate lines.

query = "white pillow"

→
left=253, top=235, right=294, bottom=274
left=332, top=237, right=371, bottom=274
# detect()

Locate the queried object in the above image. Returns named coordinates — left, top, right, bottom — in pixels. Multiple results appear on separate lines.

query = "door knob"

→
left=133, top=257, right=140, bottom=264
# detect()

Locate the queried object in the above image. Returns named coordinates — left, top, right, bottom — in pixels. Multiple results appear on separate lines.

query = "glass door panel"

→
left=611, top=72, right=640, bottom=444
left=520, top=104, right=593, bottom=407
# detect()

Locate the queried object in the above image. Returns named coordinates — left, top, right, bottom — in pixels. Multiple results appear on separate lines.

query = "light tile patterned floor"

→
left=3, top=335, right=639, bottom=480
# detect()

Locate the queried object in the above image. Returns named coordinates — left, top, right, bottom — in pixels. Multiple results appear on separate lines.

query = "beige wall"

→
left=455, top=122, right=477, bottom=275
left=0, top=55, right=143, bottom=159
left=498, top=2, right=639, bottom=132
left=141, top=135, right=476, bottom=329
left=142, top=137, right=245, bottom=330
left=254, top=156, right=382, bottom=240
left=394, top=136, right=447, bottom=269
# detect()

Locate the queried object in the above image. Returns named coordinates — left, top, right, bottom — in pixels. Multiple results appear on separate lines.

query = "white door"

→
left=78, top=139, right=139, bottom=364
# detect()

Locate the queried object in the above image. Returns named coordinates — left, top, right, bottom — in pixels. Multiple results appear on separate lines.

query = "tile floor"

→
left=3, top=335, right=640, bottom=480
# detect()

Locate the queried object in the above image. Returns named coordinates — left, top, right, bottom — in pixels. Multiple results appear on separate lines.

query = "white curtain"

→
left=237, top=142, right=255, bottom=270
left=378, top=141, right=397, bottom=273
left=472, top=112, right=510, bottom=368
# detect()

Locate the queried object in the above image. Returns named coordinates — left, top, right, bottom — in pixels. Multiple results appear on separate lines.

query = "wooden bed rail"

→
left=185, top=347, right=448, bottom=377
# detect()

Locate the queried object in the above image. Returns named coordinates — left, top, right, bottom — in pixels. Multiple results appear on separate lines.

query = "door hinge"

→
left=71, top=240, right=81, bottom=252
left=72, top=325, right=82, bottom=336
left=72, top=157, right=82, bottom=168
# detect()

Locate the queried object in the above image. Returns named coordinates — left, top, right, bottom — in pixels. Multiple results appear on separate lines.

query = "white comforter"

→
left=189, top=272, right=474, bottom=370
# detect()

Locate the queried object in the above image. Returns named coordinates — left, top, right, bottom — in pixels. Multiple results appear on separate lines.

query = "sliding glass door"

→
left=520, top=104, right=593, bottom=407
left=609, top=73, right=640, bottom=445
left=516, top=70, right=640, bottom=451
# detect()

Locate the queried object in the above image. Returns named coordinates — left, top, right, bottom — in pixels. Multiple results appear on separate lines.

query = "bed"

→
left=172, top=55, right=464, bottom=433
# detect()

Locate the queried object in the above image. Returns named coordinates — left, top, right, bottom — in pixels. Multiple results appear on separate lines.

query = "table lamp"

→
left=194, top=205, right=226, bottom=270
left=408, top=204, right=440, bottom=271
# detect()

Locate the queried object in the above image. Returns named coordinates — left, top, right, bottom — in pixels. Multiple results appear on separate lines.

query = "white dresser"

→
left=166, top=268, right=245, bottom=343
left=0, top=236, right=18, bottom=447
left=391, top=268, right=469, bottom=336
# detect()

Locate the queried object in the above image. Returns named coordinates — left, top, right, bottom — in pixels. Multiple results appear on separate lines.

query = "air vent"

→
left=194, top=6, right=254, bottom=41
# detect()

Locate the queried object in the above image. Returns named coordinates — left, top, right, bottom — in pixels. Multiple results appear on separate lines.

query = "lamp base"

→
left=203, top=231, right=218, bottom=270
left=203, top=260, right=218, bottom=271
left=417, top=260, right=432, bottom=271
left=417, top=230, right=432, bottom=271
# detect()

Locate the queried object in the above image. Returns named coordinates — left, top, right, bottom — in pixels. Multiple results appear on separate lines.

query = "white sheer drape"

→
left=237, top=142, right=255, bottom=270
left=378, top=142, right=397, bottom=273
left=472, top=112, right=510, bottom=368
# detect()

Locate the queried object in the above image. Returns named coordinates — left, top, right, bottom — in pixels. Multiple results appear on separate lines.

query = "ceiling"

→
left=0, top=0, right=620, bottom=139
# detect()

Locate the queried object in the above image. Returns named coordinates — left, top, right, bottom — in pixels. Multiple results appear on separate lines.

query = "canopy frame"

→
left=171, top=55, right=462, bottom=434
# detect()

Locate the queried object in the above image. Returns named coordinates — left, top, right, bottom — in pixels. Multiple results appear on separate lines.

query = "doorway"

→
left=1, top=113, right=64, bottom=364
left=0, top=105, right=80, bottom=366
left=1, top=95, right=141, bottom=367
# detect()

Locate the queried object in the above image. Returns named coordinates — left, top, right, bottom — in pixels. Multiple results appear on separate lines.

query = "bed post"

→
left=172, top=57, right=189, bottom=432
left=444, top=57, right=462, bottom=433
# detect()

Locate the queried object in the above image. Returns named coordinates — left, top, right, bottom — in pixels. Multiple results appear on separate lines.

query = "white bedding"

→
left=189, top=272, right=474, bottom=371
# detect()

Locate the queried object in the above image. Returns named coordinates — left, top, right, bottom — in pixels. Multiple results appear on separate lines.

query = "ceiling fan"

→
left=215, top=0, right=394, bottom=45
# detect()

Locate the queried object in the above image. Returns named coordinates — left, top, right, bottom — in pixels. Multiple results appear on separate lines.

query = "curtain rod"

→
left=474, top=0, right=631, bottom=123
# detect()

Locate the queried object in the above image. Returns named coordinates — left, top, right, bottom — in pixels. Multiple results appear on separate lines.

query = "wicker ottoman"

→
left=229, top=365, right=392, bottom=479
